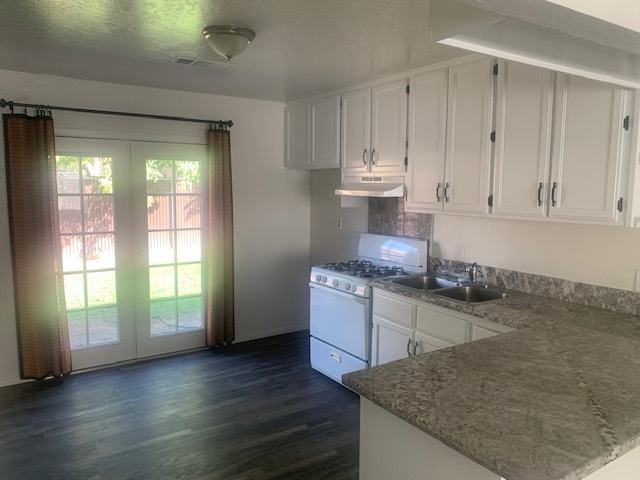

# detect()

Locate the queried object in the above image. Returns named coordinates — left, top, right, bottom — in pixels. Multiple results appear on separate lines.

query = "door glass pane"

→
left=57, top=155, right=119, bottom=350
left=88, top=307, right=118, bottom=345
left=177, top=230, right=201, bottom=262
left=146, top=158, right=203, bottom=337
left=149, top=266, right=175, bottom=299
left=150, top=300, right=177, bottom=335
left=178, top=297, right=202, bottom=331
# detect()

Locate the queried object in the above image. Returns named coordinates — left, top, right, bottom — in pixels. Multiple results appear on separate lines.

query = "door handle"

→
left=435, top=182, right=442, bottom=202
left=370, top=148, right=376, bottom=165
left=413, top=340, right=419, bottom=356
left=362, top=148, right=367, bottom=165
left=444, top=183, right=450, bottom=203
left=551, top=181, right=558, bottom=207
left=537, top=182, right=543, bottom=207
left=406, top=338, right=413, bottom=357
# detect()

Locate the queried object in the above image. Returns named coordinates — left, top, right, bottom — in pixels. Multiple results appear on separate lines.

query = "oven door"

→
left=309, top=283, right=370, bottom=361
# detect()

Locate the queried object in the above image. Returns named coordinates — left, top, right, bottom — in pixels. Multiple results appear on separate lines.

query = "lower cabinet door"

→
left=414, top=331, right=455, bottom=356
left=310, top=337, right=367, bottom=385
left=371, top=315, right=414, bottom=367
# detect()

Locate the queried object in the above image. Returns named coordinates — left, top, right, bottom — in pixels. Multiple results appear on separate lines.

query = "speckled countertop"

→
left=343, top=280, right=640, bottom=480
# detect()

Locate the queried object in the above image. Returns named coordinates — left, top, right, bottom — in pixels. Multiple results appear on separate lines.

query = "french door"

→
left=55, top=138, right=207, bottom=369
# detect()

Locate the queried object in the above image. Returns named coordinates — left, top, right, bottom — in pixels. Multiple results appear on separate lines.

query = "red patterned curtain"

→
left=205, top=126, right=235, bottom=346
left=3, top=112, right=72, bottom=379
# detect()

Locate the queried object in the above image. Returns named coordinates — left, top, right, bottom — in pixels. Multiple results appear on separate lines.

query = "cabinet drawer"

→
left=373, top=293, right=416, bottom=328
left=417, top=306, right=469, bottom=344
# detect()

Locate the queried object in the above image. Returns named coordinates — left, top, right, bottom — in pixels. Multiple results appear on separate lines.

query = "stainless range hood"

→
left=335, top=176, right=405, bottom=198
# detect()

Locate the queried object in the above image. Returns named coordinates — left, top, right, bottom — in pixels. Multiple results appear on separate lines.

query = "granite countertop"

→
left=343, top=280, right=640, bottom=480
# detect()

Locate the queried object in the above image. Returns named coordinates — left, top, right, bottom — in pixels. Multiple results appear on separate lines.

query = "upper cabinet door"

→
left=370, top=79, right=408, bottom=174
left=549, top=74, right=630, bottom=223
left=492, top=61, right=554, bottom=218
left=341, top=88, right=371, bottom=174
left=284, top=101, right=309, bottom=169
left=444, top=59, right=494, bottom=214
left=310, top=94, right=341, bottom=169
left=405, top=69, right=448, bottom=213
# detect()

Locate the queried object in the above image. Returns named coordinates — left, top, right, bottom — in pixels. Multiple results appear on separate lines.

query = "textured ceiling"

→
left=0, top=0, right=638, bottom=102
left=0, top=0, right=464, bottom=102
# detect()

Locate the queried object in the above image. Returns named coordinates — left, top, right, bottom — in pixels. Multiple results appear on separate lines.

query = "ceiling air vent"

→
left=171, top=57, right=233, bottom=68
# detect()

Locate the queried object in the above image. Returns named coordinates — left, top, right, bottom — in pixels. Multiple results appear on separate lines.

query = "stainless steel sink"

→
left=386, top=275, right=458, bottom=291
left=432, top=286, right=507, bottom=303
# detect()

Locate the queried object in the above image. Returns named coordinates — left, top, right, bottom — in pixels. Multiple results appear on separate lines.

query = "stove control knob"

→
left=315, top=274, right=322, bottom=282
left=332, top=279, right=339, bottom=287
left=344, top=283, right=351, bottom=291
left=352, top=285, right=358, bottom=293
left=321, top=276, right=327, bottom=283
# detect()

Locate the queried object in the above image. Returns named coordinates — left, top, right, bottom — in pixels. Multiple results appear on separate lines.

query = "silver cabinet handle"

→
left=413, top=340, right=419, bottom=356
left=362, top=148, right=368, bottom=165
left=537, top=182, right=543, bottom=207
left=444, top=183, right=450, bottom=203
left=551, top=181, right=558, bottom=207
left=371, top=148, right=376, bottom=165
left=406, top=338, right=413, bottom=357
left=435, top=182, right=442, bottom=202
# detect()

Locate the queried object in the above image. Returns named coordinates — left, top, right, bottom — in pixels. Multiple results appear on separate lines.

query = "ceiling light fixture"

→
left=202, top=26, right=255, bottom=61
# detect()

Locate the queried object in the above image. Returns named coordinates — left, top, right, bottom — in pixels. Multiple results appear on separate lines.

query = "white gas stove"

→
left=309, top=233, right=428, bottom=386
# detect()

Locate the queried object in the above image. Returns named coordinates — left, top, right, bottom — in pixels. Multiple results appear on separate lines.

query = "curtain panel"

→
left=3, top=113, right=72, bottom=379
left=205, top=127, right=235, bottom=346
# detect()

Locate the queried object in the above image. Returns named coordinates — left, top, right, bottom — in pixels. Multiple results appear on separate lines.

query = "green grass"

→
left=64, top=262, right=202, bottom=309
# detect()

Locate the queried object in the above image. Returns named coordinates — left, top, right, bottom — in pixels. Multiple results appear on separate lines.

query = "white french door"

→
left=55, top=138, right=207, bottom=370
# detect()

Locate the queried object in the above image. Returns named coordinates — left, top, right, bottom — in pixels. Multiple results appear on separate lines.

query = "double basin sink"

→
left=383, top=274, right=507, bottom=304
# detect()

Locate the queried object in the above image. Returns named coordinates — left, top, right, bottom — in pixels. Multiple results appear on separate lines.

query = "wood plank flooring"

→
left=0, top=331, right=360, bottom=479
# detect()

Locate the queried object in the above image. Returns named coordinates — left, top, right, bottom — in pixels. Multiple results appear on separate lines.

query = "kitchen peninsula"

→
left=343, top=284, right=640, bottom=480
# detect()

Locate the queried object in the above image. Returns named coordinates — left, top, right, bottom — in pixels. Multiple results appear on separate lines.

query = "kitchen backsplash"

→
left=368, top=197, right=432, bottom=241
left=430, top=258, right=640, bottom=317
left=366, top=202, right=639, bottom=316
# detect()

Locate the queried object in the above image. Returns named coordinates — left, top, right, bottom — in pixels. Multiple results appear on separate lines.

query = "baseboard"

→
left=235, top=324, right=309, bottom=343
left=0, top=375, right=28, bottom=388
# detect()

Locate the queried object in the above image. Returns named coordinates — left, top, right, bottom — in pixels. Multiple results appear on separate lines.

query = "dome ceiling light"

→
left=202, top=26, right=255, bottom=61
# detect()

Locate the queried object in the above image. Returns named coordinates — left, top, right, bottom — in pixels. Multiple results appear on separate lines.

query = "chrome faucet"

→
left=465, top=262, right=478, bottom=283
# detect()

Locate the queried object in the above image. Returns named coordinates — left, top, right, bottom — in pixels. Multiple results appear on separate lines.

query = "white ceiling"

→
left=0, top=0, right=639, bottom=103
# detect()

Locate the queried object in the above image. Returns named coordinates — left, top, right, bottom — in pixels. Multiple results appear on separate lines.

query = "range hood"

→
left=335, top=176, right=405, bottom=198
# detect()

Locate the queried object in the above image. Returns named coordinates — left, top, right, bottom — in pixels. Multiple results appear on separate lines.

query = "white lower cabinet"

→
left=371, top=315, right=415, bottom=367
left=372, top=288, right=515, bottom=367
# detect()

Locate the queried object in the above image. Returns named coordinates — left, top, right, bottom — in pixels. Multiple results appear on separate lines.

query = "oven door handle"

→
left=309, top=283, right=366, bottom=304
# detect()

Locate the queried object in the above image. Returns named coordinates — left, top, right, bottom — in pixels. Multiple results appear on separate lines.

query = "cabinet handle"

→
left=551, top=182, right=558, bottom=207
left=362, top=148, right=368, bottom=165
left=444, top=183, right=450, bottom=203
left=406, top=338, right=413, bottom=357
left=537, top=182, right=543, bottom=207
left=371, top=148, right=376, bottom=165
left=413, top=340, right=419, bottom=356
left=435, top=182, right=442, bottom=202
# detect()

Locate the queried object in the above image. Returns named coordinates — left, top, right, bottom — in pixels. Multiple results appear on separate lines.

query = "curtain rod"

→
left=0, top=98, right=233, bottom=128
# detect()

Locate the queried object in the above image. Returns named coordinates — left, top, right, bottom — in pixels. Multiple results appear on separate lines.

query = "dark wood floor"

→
left=0, top=331, right=360, bottom=479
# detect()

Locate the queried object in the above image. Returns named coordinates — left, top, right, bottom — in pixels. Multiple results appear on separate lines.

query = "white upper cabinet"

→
left=310, top=95, right=341, bottom=169
left=444, top=59, right=495, bottom=214
left=492, top=60, right=554, bottom=218
left=405, top=59, right=494, bottom=215
left=341, top=88, right=371, bottom=173
left=341, top=79, right=408, bottom=175
left=285, top=93, right=340, bottom=170
left=405, top=69, right=448, bottom=212
left=549, top=74, right=631, bottom=224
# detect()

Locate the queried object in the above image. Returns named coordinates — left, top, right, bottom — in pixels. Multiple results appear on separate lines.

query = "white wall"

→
left=310, top=169, right=369, bottom=265
left=0, top=70, right=311, bottom=386
left=432, top=215, right=640, bottom=291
